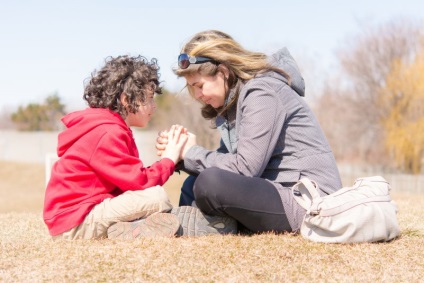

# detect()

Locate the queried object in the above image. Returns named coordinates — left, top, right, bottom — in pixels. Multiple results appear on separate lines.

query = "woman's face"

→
left=185, top=69, right=228, bottom=109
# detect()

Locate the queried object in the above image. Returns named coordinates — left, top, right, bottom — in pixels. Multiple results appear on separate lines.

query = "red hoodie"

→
left=43, top=108, right=175, bottom=236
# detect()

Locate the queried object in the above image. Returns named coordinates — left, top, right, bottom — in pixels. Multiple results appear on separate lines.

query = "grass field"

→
left=1, top=161, right=423, bottom=282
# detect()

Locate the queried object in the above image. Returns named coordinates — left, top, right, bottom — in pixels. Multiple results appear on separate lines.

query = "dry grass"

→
left=1, top=161, right=423, bottom=282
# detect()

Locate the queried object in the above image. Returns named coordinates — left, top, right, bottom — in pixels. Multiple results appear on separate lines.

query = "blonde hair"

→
left=175, top=30, right=289, bottom=120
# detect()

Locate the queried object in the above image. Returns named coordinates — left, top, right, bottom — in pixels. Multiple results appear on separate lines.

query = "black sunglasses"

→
left=178, top=53, right=216, bottom=69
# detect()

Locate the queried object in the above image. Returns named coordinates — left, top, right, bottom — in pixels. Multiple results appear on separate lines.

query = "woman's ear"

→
left=218, top=64, right=230, bottom=80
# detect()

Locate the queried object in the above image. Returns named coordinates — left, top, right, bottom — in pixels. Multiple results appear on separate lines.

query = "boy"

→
left=43, top=55, right=187, bottom=240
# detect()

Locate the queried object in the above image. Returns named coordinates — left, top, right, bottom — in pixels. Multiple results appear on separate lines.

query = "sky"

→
left=0, top=0, right=423, bottom=112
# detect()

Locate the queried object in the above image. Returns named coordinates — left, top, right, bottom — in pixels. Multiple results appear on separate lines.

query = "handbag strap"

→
left=291, top=178, right=322, bottom=210
left=318, top=195, right=392, bottom=216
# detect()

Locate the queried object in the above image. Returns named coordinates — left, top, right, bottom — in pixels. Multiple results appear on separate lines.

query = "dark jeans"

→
left=179, top=167, right=291, bottom=233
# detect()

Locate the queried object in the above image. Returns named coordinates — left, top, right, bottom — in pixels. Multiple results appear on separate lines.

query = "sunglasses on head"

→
left=178, top=53, right=216, bottom=69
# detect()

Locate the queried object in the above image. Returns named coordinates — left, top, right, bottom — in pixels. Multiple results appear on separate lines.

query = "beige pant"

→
left=56, top=186, right=173, bottom=240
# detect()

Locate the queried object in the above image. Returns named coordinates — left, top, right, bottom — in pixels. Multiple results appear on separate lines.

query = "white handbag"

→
left=292, top=176, right=400, bottom=243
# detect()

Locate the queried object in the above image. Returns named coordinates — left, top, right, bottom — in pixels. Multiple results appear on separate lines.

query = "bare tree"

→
left=320, top=18, right=424, bottom=166
left=312, top=80, right=359, bottom=163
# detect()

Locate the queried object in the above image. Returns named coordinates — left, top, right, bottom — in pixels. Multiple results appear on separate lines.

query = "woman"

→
left=157, top=30, right=342, bottom=233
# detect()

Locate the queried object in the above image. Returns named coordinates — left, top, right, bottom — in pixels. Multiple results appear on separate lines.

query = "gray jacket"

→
left=183, top=48, right=342, bottom=230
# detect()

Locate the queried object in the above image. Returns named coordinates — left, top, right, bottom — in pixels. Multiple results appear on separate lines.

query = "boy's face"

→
left=125, top=92, right=157, bottom=127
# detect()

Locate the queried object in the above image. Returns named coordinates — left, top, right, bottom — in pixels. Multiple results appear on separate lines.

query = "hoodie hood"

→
left=268, top=47, right=305, bottom=97
left=57, top=108, right=128, bottom=157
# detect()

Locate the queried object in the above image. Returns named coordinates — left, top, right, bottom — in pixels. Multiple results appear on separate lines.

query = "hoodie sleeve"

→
left=89, top=129, right=175, bottom=191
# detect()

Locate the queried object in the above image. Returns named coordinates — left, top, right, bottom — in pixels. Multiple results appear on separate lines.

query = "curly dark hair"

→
left=83, top=55, right=162, bottom=118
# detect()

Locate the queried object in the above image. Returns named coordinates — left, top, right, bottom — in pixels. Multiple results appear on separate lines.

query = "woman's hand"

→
left=181, top=132, right=197, bottom=159
left=160, top=125, right=188, bottom=164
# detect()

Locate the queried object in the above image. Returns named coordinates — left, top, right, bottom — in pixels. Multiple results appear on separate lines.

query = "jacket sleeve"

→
left=177, top=138, right=228, bottom=175
left=183, top=80, right=287, bottom=177
left=89, top=130, right=175, bottom=191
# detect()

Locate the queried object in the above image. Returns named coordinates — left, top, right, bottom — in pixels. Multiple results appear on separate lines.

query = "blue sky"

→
left=0, top=0, right=423, bottom=112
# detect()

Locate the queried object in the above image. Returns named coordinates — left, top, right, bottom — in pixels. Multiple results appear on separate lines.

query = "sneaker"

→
left=107, top=213, right=180, bottom=240
left=171, top=206, right=237, bottom=236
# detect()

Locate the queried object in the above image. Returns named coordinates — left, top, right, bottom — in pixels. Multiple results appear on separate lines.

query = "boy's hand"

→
left=156, top=125, right=187, bottom=156
left=160, top=125, right=188, bottom=164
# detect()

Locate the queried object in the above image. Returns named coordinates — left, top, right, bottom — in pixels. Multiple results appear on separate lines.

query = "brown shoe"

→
left=107, top=213, right=179, bottom=240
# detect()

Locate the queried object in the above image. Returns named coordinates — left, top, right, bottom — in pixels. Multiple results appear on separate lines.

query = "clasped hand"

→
left=156, top=124, right=197, bottom=161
